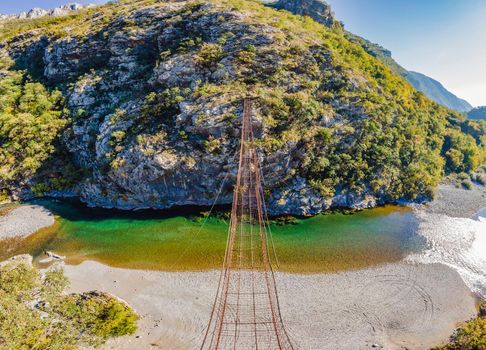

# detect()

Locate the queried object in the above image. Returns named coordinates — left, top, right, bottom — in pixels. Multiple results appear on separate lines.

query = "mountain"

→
left=275, top=0, right=473, bottom=113
left=468, top=106, right=486, bottom=120
left=353, top=37, right=473, bottom=112
left=0, top=3, right=95, bottom=21
left=0, top=0, right=484, bottom=215
left=405, top=71, right=472, bottom=113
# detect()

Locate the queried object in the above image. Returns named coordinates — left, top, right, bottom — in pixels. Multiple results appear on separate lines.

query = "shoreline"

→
left=63, top=260, right=477, bottom=350
left=0, top=204, right=55, bottom=240
left=423, top=183, right=486, bottom=218
left=0, top=182, right=480, bottom=243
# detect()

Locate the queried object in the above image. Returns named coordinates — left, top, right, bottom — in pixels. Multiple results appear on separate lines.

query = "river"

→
left=0, top=199, right=422, bottom=273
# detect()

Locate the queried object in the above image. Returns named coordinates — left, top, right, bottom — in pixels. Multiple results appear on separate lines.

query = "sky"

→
left=327, top=0, right=486, bottom=107
left=1, top=1, right=485, bottom=106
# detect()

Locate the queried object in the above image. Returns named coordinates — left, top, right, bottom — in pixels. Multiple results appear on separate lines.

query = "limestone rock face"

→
left=1, top=0, right=472, bottom=215
left=3, top=1, right=354, bottom=214
left=27, top=8, right=49, bottom=19
left=274, top=0, right=337, bottom=28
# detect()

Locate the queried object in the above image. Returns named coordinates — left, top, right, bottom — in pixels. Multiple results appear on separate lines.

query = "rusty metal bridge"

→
left=201, top=98, right=293, bottom=350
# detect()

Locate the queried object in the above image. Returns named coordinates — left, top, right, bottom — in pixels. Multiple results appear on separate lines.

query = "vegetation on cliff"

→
left=0, top=57, right=68, bottom=185
left=0, top=0, right=484, bottom=213
left=0, top=258, right=138, bottom=349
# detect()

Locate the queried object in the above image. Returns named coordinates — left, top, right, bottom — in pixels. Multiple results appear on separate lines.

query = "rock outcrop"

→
left=0, top=0, right=484, bottom=215
left=274, top=0, right=337, bottom=28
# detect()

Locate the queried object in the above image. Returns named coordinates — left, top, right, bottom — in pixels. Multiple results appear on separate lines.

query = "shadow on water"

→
left=29, top=197, right=231, bottom=223
left=1, top=199, right=424, bottom=273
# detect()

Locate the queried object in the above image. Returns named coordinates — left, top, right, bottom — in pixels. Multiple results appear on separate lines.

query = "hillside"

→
left=278, top=0, right=473, bottom=113
left=468, top=106, right=486, bottom=120
left=0, top=0, right=484, bottom=215
left=349, top=36, right=473, bottom=113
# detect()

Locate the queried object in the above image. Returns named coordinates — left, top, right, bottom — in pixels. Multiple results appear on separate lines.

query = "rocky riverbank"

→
left=0, top=205, right=55, bottom=240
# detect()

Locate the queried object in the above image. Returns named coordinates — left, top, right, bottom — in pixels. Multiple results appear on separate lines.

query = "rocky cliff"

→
left=274, top=0, right=337, bottom=28
left=0, top=0, right=484, bottom=215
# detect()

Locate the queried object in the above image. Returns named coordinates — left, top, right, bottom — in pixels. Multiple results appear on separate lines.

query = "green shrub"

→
left=443, top=128, right=482, bottom=174
left=195, top=43, right=224, bottom=67
left=141, top=87, right=186, bottom=121
left=461, top=180, right=473, bottom=190
left=275, top=215, right=299, bottom=225
left=110, top=157, right=126, bottom=170
left=56, top=292, right=138, bottom=340
left=202, top=136, right=222, bottom=154
left=474, top=174, right=486, bottom=186
left=457, top=172, right=470, bottom=181
left=0, top=260, right=138, bottom=349
left=31, top=182, right=51, bottom=196
left=178, top=36, right=203, bottom=52
left=0, top=189, right=9, bottom=202
left=0, top=71, right=68, bottom=185
left=237, top=49, right=256, bottom=64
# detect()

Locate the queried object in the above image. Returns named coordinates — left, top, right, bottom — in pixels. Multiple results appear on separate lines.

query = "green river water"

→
left=0, top=200, right=423, bottom=273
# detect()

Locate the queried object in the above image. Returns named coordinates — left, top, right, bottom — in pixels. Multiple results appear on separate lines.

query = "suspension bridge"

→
left=200, top=98, right=294, bottom=350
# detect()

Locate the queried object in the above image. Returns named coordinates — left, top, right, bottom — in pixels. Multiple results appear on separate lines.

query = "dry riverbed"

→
left=2, top=182, right=484, bottom=349
left=62, top=183, right=484, bottom=350
left=63, top=261, right=477, bottom=350
left=0, top=204, right=54, bottom=239
left=424, top=183, right=486, bottom=218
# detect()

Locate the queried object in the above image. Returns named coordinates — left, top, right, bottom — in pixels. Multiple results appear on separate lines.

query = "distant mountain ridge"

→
left=405, top=71, right=472, bottom=113
left=468, top=106, right=486, bottom=120
left=0, top=3, right=96, bottom=21
left=276, top=0, right=473, bottom=113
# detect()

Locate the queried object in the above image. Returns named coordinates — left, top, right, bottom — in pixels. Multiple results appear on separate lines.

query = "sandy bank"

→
left=0, top=205, right=54, bottom=240
left=63, top=261, right=476, bottom=350
left=426, top=183, right=486, bottom=218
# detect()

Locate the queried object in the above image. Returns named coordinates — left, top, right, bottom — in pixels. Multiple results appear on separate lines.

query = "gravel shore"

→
left=0, top=205, right=55, bottom=240
left=63, top=261, right=476, bottom=350
left=425, top=183, right=486, bottom=218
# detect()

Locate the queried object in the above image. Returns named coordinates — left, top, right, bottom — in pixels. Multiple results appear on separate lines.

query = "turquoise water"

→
left=0, top=200, right=423, bottom=272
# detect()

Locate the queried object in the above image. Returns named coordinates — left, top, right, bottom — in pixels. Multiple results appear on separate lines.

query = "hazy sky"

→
left=327, top=0, right=486, bottom=107
left=2, top=1, right=485, bottom=106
